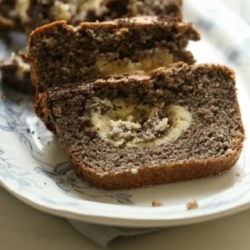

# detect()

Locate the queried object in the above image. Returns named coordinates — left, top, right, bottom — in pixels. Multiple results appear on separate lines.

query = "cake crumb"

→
left=130, top=168, right=138, bottom=174
left=236, top=173, right=240, bottom=177
left=152, top=199, right=162, bottom=207
left=186, top=199, right=198, bottom=210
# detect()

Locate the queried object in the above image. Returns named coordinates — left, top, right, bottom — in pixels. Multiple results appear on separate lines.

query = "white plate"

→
left=1, top=0, right=250, bottom=228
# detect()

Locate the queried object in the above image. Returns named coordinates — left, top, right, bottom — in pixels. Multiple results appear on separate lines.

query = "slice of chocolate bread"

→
left=0, top=0, right=182, bottom=32
left=24, top=17, right=200, bottom=95
left=1, top=1, right=183, bottom=95
left=35, top=62, right=245, bottom=190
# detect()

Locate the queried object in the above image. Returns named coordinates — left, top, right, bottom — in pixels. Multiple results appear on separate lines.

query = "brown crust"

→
left=27, top=17, right=199, bottom=40
left=68, top=146, right=242, bottom=190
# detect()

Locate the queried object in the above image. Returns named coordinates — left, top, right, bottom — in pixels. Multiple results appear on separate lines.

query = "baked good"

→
left=0, top=53, right=34, bottom=94
left=0, top=0, right=182, bottom=32
left=24, top=17, right=200, bottom=95
left=1, top=1, right=183, bottom=94
left=35, top=62, right=245, bottom=190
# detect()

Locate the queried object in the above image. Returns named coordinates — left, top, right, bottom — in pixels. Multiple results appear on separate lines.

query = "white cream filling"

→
left=91, top=98, right=192, bottom=147
left=53, top=0, right=103, bottom=21
left=95, top=48, right=174, bottom=75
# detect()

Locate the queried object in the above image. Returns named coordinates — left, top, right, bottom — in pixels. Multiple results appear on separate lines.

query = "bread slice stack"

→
left=22, top=2, right=244, bottom=189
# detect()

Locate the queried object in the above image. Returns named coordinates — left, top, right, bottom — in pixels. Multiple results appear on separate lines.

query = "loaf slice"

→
left=24, top=17, right=200, bottom=95
left=0, top=0, right=182, bottom=33
left=96, top=0, right=182, bottom=21
left=35, top=62, right=245, bottom=190
left=1, top=1, right=183, bottom=94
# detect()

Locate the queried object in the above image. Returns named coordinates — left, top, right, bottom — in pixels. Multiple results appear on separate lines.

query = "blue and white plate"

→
left=0, top=0, right=250, bottom=227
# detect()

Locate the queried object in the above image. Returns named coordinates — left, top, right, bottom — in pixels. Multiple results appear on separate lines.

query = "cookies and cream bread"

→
left=35, top=62, right=245, bottom=189
left=24, top=17, right=200, bottom=95
left=0, top=0, right=182, bottom=32
left=0, top=1, right=183, bottom=94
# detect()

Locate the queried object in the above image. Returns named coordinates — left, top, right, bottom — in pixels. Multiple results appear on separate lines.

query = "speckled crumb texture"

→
left=25, top=17, right=200, bottom=95
left=35, top=62, right=245, bottom=190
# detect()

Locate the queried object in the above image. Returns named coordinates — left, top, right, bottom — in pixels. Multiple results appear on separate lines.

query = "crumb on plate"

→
left=186, top=199, right=198, bottom=210
left=152, top=199, right=162, bottom=207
